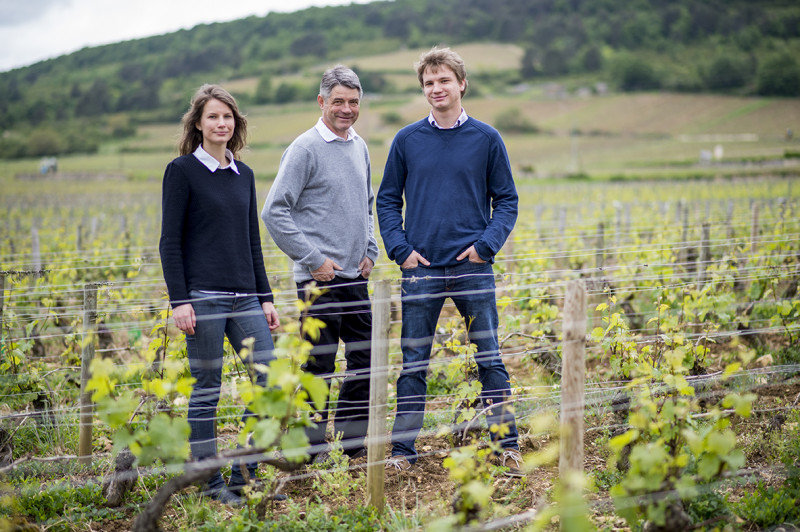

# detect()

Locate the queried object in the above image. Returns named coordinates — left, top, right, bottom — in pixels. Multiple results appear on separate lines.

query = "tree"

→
left=255, top=74, right=273, bottom=104
left=76, top=79, right=112, bottom=117
left=542, top=47, right=568, bottom=76
left=580, top=45, right=604, bottom=72
left=274, top=82, right=300, bottom=104
left=29, top=127, right=66, bottom=157
left=756, top=53, right=800, bottom=97
left=611, top=55, right=661, bottom=91
left=702, top=54, right=750, bottom=92
left=289, top=33, right=326, bottom=57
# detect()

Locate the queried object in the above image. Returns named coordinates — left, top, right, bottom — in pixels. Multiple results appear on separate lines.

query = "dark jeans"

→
left=185, top=291, right=274, bottom=485
left=391, top=261, right=519, bottom=462
left=297, top=277, right=372, bottom=457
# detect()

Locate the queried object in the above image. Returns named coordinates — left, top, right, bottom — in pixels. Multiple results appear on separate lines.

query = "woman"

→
left=159, top=84, right=279, bottom=506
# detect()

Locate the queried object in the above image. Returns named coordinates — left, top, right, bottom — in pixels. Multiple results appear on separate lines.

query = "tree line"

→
left=1, top=0, right=799, bottom=159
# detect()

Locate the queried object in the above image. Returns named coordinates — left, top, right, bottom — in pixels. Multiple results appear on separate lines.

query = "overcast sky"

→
left=0, top=0, right=378, bottom=72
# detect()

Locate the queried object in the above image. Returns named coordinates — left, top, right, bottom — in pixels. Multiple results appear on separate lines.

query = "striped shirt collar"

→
left=315, top=117, right=360, bottom=143
left=193, top=145, right=240, bottom=174
left=428, top=108, right=469, bottom=129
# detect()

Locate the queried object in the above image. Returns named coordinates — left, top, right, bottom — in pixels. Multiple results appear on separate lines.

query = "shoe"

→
left=312, top=450, right=332, bottom=465
left=227, top=480, right=249, bottom=497
left=348, top=447, right=367, bottom=460
left=204, top=485, right=244, bottom=507
left=385, top=455, right=411, bottom=472
left=228, top=463, right=257, bottom=496
left=497, top=449, right=524, bottom=478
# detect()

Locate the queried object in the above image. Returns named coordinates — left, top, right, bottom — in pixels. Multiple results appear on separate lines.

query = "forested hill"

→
left=1, top=0, right=799, bottom=159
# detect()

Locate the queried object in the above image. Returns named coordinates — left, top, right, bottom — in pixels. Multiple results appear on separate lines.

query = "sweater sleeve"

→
left=261, top=144, right=326, bottom=271
left=158, top=160, right=191, bottom=308
left=248, top=173, right=273, bottom=304
left=365, top=152, right=380, bottom=265
left=472, top=133, right=518, bottom=260
left=376, top=133, right=414, bottom=265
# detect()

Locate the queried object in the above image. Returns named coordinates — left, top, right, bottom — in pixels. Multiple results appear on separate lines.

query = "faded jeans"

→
left=390, top=262, right=519, bottom=462
left=185, top=290, right=274, bottom=486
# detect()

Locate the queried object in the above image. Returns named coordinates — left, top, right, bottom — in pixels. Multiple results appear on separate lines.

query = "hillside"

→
left=1, top=0, right=799, bottom=160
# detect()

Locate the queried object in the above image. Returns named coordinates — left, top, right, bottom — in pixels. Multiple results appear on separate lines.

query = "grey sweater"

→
left=262, top=120, right=379, bottom=283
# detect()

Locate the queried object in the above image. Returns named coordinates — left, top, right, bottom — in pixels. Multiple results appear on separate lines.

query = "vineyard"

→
left=0, top=170, right=797, bottom=531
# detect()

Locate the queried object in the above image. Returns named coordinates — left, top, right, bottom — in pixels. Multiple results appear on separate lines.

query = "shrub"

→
left=702, top=54, right=752, bottom=91
left=611, top=55, right=661, bottom=91
left=494, top=108, right=539, bottom=134
left=756, top=53, right=800, bottom=97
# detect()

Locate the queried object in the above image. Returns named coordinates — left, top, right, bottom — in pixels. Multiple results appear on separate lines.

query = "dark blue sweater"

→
left=376, top=117, right=518, bottom=267
left=159, top=154, right=273, bottom=307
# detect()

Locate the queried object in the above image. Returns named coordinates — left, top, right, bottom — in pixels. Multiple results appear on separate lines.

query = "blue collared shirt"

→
left=193, top=145, right=240, bottom=174
left=315, top=117, right=360, bottom=143
left=428, top=108, right=469, bottom=129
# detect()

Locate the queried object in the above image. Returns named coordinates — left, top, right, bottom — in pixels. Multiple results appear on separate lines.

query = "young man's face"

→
left=318, top=85, right=360, bottom=139
left=421, top=65, right=465, bottom=114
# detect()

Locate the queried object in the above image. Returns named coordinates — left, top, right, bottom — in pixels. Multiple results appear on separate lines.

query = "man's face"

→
left=422, top=65, right=465, bottom=114
left=318, top=85, right=360, bottom=138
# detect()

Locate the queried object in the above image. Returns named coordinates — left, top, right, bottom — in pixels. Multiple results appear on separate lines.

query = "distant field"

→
left=1, top=88, right=798, bottom=184
left=347, top=42, right=524, bottom=73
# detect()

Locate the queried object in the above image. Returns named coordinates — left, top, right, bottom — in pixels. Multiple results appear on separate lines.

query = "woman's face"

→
left=196, top=98, right=235, bottom=150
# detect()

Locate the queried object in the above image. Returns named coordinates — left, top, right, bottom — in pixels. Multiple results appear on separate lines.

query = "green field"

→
left=1, top=43, right=800, bottom=532
left=2, top=83, right=798, bottom=189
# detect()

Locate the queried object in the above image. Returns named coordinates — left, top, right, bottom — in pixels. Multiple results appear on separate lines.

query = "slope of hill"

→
left=0, top=0, right=799, bottom=160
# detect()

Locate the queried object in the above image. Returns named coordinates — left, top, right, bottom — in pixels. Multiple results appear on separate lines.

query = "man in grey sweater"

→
left=262, top=65, right=379, bottom=462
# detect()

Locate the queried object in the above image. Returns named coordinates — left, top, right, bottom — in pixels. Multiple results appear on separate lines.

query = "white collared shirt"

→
left=193, top=145, right=240, bottom=174
left=314, top=117, right=360, bottom=143
left=428, top=108, right=469, bottom=129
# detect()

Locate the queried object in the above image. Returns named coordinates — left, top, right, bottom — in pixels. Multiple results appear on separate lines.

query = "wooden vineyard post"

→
left=595, top=222, right=605, bottom=274
left=79, top=283, right=99, bottom=466
left=0, top=272, right=5, bottom=346
left=560, top=280, right=586, bottom=477
left=750, top=202, right=759, bottom=253
left=697, top=222, right=711, bottom=289
left=366, top=280, right=391, bottom=512
left=31, top=227, right=42, bottom=272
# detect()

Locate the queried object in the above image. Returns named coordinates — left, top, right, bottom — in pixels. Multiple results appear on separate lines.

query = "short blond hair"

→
left=415, top=46, right=468, bottom=98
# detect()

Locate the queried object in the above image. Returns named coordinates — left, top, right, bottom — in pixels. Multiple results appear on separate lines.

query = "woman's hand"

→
left=262, top=302, right=280, bottom=331
left=173, top=303, right=196, bottom=335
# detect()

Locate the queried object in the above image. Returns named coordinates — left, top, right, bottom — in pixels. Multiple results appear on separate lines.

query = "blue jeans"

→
left=185, top=291, right=275, bottom=485
left=391, top=262, right=519, bottom=461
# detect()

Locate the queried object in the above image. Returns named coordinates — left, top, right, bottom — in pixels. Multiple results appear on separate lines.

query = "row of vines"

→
left=1, top=175, right=799, bottom=531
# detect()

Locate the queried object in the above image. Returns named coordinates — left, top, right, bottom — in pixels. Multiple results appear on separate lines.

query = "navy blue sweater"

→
left=376, top=117, right=518, bottom=267
left=159, top=154, right=273, bottom=307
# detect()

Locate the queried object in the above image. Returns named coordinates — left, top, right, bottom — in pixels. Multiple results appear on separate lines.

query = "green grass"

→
left=1, top=89, right=798, bottom=186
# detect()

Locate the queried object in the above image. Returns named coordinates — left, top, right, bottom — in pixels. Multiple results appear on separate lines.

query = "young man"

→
left=376, top=47, right=522, bottom=476
left=262, top=65, right=379, bottom=462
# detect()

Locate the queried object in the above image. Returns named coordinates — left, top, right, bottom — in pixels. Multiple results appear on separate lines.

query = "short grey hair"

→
left=319, top=65, right=363, bottom=100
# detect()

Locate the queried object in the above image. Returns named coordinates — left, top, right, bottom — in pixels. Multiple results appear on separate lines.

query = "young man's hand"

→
left=401, top=250, right=431, bottom=269
left=457, top=245, right=486, bottom=263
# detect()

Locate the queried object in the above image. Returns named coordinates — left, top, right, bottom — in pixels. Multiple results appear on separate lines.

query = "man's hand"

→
left=359, top=257, right=374, bottom=279
left=311, top=257, right=342, bottom=282
left=262, top=302, right=280, bottom=331
left=401, top=250, right=431, bottom=269
left=173, top=303, right=196, bottom=335
left=457, top=245, right=486, bottom=263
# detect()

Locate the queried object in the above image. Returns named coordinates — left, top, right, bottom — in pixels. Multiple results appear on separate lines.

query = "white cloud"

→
left=0, top=0, right=377, bottom=72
